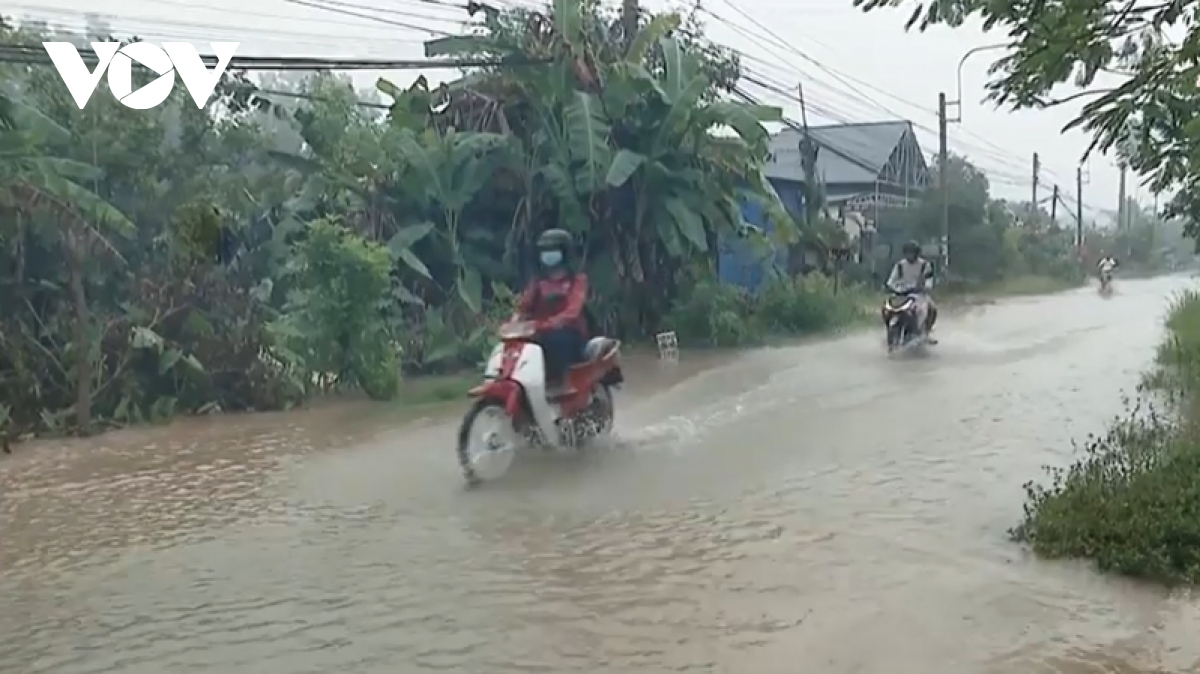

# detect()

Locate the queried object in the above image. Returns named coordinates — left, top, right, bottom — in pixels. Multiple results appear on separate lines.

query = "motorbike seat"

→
left=581, top=336, right=619, bottom=363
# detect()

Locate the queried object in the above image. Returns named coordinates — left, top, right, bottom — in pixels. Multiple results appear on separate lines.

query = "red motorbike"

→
left=456, top=320, right=623, bottom=486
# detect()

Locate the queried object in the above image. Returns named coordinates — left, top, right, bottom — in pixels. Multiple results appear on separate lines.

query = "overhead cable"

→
left=0, top=43, right=548, bottom=69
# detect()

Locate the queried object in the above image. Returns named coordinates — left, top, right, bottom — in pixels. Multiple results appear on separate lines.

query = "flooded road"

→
left=3, top=275, right=1200, bottom=674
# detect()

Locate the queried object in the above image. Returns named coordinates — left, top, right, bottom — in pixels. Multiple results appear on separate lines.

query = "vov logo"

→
left=41, top=42, right=239, bottom=110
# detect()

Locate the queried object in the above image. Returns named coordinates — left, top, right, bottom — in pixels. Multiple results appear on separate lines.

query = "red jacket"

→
left=516, top=272, right=588, bottom=334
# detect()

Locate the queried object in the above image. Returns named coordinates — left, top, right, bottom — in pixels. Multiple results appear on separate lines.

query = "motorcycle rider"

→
left=886, top=240, right=938, bottom=344
left=513, top=228, right=590, bottom=394
left=1097, top=250, right=1119, bottom=277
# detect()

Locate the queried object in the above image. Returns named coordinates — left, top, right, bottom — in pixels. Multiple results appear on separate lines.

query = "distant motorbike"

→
left=881, top=287, right=928, bottom=353
left=455, top=320, right=624, bottom=486
left=1099, top=270, right=1114, bottom=294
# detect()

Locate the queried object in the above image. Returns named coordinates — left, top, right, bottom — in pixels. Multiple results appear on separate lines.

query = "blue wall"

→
left=716, top=179, right=803, bottom=291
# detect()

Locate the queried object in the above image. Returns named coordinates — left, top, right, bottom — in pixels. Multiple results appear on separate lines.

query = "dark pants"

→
left=536, top=328, right=586, bottom=384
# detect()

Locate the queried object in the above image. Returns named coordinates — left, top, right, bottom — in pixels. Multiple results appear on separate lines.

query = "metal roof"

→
left=765, top=120, right=915, bottom=186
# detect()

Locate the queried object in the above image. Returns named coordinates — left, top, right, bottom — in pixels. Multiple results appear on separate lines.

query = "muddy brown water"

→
left=3, top=276, right=1200, bottom=674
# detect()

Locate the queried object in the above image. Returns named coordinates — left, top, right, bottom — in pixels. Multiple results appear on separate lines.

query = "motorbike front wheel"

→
left=886, top=319, right=908, bottom=352
left=456, top=399, right=519, bottom=487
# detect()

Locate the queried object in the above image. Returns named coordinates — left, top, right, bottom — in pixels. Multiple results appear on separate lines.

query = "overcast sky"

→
left=13, top=0, right=1149, bottom=223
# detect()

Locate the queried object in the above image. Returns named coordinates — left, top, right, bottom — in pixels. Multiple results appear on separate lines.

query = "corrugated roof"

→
left=765, top=120, right=913, bottom=186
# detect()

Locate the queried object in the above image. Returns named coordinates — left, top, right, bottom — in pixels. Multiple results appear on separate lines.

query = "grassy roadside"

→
left=1011, top=288, right=1200, bottom=584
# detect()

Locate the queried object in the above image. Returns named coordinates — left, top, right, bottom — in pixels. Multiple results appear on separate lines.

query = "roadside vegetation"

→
left=1012, top=290, right=1200, bottom=584
left=0, top=1, right=1188, bottom=447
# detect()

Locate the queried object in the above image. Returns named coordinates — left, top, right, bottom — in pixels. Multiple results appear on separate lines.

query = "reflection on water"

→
left=2, top=278, right=1200, bottom=673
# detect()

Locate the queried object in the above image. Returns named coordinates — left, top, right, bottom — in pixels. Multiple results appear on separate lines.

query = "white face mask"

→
left=539, top=250, right=563, bottom=267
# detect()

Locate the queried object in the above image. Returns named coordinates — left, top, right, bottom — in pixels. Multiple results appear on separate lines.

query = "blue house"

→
left=718, top=120, right=931, bottom=290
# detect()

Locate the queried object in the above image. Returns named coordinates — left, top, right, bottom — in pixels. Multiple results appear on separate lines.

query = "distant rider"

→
left=513, top=229, right=589, bottom=394
left=886, top=240, right=938, bottom=344
left=1097, top=251, right=1119, bottom=276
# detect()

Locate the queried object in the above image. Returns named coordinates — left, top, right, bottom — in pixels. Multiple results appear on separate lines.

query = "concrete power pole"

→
left=1117, top=167, right=1127, bottom=229
left=938, top=92, right=949, bottom=272
left=1031, top=152, right=1040, bottom=221
left=1076, top=166, right=1084, bottom=259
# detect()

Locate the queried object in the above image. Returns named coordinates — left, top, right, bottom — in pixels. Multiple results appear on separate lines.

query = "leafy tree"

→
left=852, top=0, right=1200, bottom=235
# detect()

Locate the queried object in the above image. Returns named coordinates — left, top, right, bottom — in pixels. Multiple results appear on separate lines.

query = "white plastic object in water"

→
left=656, top=331, right=679, bottom=363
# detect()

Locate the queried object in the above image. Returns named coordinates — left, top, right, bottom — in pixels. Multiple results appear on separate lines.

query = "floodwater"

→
left=3, top=275, right=1200, bottom=674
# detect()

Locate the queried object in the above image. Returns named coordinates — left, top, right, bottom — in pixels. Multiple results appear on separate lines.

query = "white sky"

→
left=12, top=0, right=1150, bottom=223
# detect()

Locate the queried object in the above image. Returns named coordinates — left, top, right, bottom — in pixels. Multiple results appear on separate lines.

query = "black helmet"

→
left=902, top=240, right=920, bottom=257
left=536, top=228, right=572, bottom=252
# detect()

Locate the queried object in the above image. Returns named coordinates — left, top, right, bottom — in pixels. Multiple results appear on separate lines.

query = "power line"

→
left=10, top=1, right=441, bottom=33
left=8, top=8, right=434, bottom=50
left=280, top=0, right=461, bottom=35
left=0, top=43, right=549, bottom=69
left=292, top=0, right=475, bottom=24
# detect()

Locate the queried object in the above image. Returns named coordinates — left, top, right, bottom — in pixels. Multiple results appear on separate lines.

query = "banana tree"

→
left=601, top=35, right=792, bottom=268
left=0, top=91, right=135, bottom=433
left=391, top=126, right=515, bottom=313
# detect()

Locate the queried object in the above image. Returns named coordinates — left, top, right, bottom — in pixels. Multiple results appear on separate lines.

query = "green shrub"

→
left=1149, top=289, right=1200, bottom=397
left=757, top=273, right=871, bottom=333
left=664, top=271, right=872, bottom=347
left=666, top=277, right=762, bottom=347
left=273, top=218, right=400, bottom=400
left=1013, top=288, right=1200, bottom=584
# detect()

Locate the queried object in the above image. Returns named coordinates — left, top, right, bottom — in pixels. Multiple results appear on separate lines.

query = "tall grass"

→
left=1012, top=289, right=1200, bottom=584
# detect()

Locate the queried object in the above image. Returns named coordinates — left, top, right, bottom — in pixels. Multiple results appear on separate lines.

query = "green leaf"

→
left=375, top=78, right=403, bottom=101
left=696, top=101, right=780, bottom=152
left=181, top=354, right=205, bottom=373
left=564, top=92, right=612, bottom=191
left=658, top=37, right=698, bottom=102
left=131, top=326, right=164, bottom=351
left=393, top=284, right=423, bottom=305
left=268, top=150, right=323, bottom=175
left=396, top=247, right=432, bottom=279
left=656, top=213, right=685, bottom=258
left=553, top=0, right=584, bottom=48
left=250, top=278, right=274, bottom=304
left=388, top=221, right=435, bottom=251
left=606, top=150, right=647, bottom=187
left=627, top=14, right=680, bottom=62
left=424, top=34, right=495, bottom=57
left=159, top=348, right=183, bottom=375
left=113, top=397, right=130, bottom=423
left=457, top=267, right=483, bottom=313
left=665, top=198, right=709, bottom=252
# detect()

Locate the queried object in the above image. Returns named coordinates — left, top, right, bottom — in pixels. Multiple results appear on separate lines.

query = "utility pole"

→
left=1031, top=152, right=1040, bottom=220
left=796, top=83, right=820, bottom=228
left=938, top=92, right=949, bottom=272
left=1076, top=166, right=1084, bottom=259
left=796, top=83, right=821, bottom=277
left=1051, top=184, right=1058, bottom=224
left=1117, top=167, right=1127, bottom=229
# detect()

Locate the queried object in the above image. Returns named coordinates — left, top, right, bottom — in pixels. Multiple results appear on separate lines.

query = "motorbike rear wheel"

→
left=560, top=383, right=615, bottom=448
left=457, top=399, right=519, bottom=487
